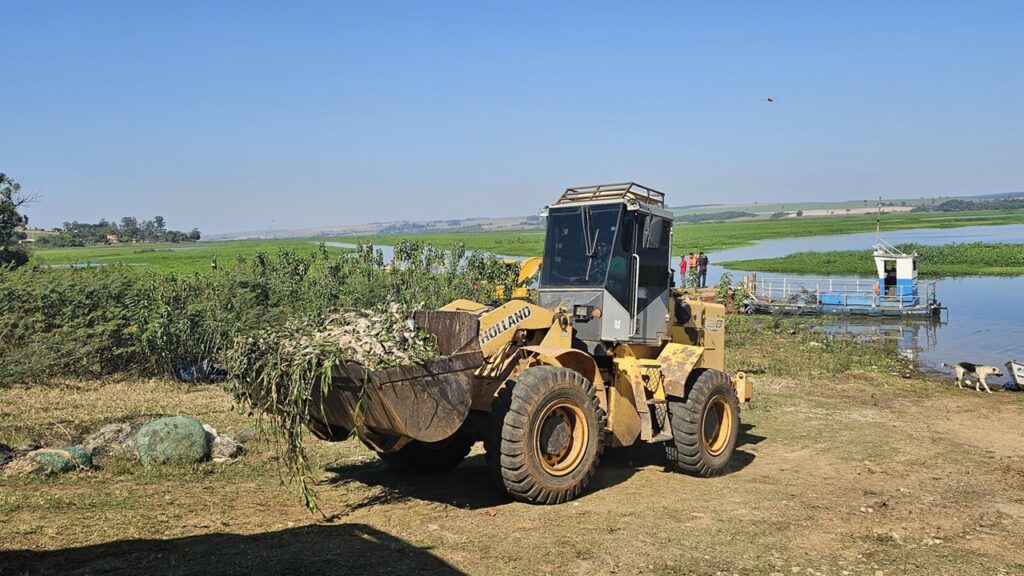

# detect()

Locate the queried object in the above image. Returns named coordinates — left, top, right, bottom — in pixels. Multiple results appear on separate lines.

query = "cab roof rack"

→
left=554, top=182, right=666, bottom=209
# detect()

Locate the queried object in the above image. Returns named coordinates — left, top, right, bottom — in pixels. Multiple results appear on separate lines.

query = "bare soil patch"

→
left=2, top=372, right=1023, bottom=575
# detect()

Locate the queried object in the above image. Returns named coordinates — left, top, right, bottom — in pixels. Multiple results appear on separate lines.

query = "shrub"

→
left=0, top=241, right=517, bottom=386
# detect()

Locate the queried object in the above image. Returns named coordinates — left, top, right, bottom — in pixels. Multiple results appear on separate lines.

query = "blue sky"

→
left=3, top=1, right=1022, bottom=234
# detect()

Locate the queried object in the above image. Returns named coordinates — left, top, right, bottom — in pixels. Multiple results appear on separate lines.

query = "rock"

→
left=135, top=416, right=210, bottom=467
left=202, top=424, right=245, bottom=462
left=82, top=423, right=139, bottom=461
left=3, top=447, right=93, bottom=477
left=211, top=434, right=243, bottom=462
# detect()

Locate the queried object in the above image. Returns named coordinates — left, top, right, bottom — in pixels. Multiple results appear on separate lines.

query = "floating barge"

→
left=743, top=240, right=942, bottom=318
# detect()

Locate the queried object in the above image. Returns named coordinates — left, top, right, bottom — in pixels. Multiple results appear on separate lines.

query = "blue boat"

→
left=743, top=240, right=943, bottom=318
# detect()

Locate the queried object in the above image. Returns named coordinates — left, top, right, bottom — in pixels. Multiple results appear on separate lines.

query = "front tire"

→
left=665, top=369, right=740, bottom=476
left=486, top=366, right=606, bottom=504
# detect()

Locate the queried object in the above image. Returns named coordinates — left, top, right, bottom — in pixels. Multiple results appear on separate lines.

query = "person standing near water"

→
left=678, top=254, right=688, bottom=284
left=697, top=251, right=709, bottom=288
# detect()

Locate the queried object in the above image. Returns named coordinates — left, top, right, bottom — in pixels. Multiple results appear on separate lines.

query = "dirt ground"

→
left=2, top=369, right=1023, bottom=575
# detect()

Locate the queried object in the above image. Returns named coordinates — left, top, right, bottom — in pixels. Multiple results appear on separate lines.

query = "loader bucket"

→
left=306, top=310, right=483, bottom=445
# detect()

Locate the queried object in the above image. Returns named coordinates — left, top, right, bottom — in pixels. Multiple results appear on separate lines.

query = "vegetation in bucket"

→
left=226, top=305, right=441, bottom=511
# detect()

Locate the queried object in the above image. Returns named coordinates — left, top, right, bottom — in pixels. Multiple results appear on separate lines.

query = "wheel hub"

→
left=540, top=415, right=571, bottom=456
left=702, top=394, right=734, bottom=457
left=534, top=401, right=589, bottom=477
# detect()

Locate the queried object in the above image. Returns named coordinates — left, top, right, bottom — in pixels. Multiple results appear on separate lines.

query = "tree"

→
left=0, top=173, right=32, bottom=268
left=37, top=215, right=200, bottom=247
left=142, top=219, right=156, bottom=242
left=154, top=215, right=166, bottom=232
left=121, top=216, right=139, bottom=242
left=795, top=210, right=803, bottom=217
left=189, top=228, right=201, bottom=241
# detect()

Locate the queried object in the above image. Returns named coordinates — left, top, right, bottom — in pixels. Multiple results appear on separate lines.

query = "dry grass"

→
left=0, top=378, right=241, bottom=447
left=2, top=341, right=1024, bottom=574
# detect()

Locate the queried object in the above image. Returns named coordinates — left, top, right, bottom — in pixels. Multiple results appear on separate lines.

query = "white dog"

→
left=942, top=362, right=1003, bottom=393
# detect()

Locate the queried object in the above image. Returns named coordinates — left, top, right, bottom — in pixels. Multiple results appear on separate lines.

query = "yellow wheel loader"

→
left=308, top=183, right=753, bottom=504
left=496, top=256, right=542, bottom=300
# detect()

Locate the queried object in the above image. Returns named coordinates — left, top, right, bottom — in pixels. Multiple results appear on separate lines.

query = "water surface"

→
left=684, top=224, right=1024, bottom=377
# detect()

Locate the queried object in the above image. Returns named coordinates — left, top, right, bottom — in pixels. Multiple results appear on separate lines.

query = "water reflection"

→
left=816, top=318, right=942, bottom=361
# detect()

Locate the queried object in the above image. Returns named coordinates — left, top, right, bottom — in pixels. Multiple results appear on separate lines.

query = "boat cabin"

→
left=874, top=243, right=918, bottom=306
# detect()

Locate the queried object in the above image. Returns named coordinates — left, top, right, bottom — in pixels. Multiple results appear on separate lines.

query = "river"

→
left=684, top=223, right=1024, bottom=376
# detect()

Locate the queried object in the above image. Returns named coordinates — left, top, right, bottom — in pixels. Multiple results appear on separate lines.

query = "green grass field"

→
left=721, top=242, right=1024, bottom=277
left=670, top=196, right=943, bottom=216
left=29, top=208, right=1024, bottom=272
left=29, top=238, right=348, bottom=274
left=331, top=229, right=547, bottom=256
left=676, top=209, right=1024, bottom=252
left=340, top=208, right=1024, bottom=256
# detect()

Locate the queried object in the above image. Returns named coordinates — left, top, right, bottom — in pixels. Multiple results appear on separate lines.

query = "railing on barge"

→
left=745, top=275, right=939, bottom=310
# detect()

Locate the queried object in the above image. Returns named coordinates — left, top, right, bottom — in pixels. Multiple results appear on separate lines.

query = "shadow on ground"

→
left=324, top=449, right=654, bottom=511
left=731, top=422, right=765, bottom=471
left=0, top=523, right=464, bottom=576
left=593, top=422, right=762, bottom=488
left=323, top=423, right=764, bottom=511
left=323, top=454, right=508, bottom=512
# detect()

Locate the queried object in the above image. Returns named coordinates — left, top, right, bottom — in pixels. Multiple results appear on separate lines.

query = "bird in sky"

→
left=764, top=96, right=776, bottom=103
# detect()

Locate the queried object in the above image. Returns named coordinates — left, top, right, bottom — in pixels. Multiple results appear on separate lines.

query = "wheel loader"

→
left=308, top=182, right=753, bottom=504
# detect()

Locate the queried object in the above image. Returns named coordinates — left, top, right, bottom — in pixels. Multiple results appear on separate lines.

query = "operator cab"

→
left=538, top=183, right=674, bottom=355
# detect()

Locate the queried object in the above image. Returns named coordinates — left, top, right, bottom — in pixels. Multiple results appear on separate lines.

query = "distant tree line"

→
left=911, top=198, right=1024, bottom=213
left=677, top=211, right=755, bottom=224
left=35, top=216, right=201, bottom=247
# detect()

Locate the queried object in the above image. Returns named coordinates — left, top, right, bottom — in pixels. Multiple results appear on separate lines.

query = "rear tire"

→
left=665, top=369, right=740, bottom=476
left=378, top=429, right=475, bottom=474
left=486, top=366, right=606, bottom=504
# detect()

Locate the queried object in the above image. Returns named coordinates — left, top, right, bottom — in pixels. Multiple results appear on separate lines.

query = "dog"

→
left=942, top=362, right=1003, bottom=393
